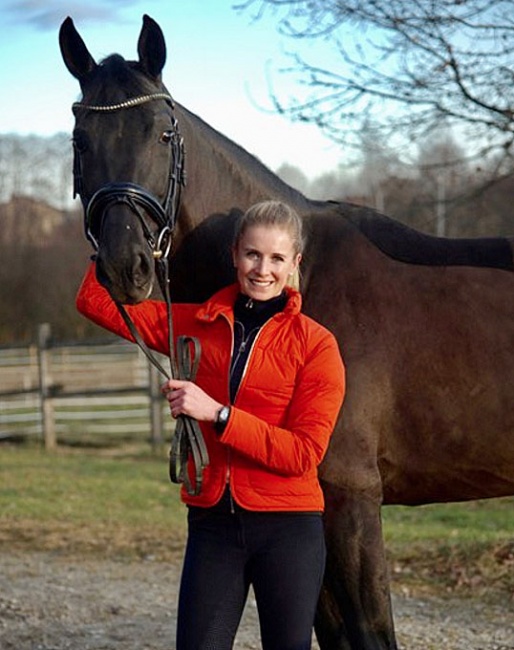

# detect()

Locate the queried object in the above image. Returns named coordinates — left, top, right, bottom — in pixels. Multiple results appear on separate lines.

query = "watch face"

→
left=215, top=406, right=230, bottom=432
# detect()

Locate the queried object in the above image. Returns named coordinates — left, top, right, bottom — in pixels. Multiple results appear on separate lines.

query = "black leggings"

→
left=176, top=502, right=326, bottom=650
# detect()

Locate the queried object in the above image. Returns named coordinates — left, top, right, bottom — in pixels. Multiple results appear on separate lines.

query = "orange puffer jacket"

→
left=76, top=263, right=346, bottom=512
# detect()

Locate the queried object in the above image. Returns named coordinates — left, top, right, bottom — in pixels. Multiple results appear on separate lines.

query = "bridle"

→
left=72, top=92, right=184, bottom=260
left=72, top=92, right=209, bottom=495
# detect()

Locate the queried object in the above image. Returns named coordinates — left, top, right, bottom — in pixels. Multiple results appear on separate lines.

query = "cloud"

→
left=3, top=0, right=143, bottom=31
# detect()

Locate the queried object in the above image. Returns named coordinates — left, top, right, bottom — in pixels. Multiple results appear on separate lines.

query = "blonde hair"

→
left=234, top=200, right=304, bottom=290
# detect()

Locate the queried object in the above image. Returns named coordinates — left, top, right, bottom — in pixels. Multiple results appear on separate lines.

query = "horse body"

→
left=302, top=211, right=514, bottom=504
left=60, top=15, right=514, bottom=650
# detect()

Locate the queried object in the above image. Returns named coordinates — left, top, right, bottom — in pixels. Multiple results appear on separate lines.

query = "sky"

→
left=0, top=0, right=344, bottom=180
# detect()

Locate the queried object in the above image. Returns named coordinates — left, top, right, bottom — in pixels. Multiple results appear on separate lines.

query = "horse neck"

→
left=176, top=104, right=309, bottom=226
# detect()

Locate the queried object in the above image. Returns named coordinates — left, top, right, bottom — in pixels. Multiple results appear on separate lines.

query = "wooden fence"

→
left=0, top=324, right=172, bottom=449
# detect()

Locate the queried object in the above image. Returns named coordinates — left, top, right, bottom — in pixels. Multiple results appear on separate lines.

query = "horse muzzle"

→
left=85, top=183, right=172, bottom=304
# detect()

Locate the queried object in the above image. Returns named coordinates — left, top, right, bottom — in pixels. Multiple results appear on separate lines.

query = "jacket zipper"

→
left=233, top=327, right=263, bottom=401
left=223, top=315, right=273, bottom=514
left=226, top=331, right=263, bottom=515
left=222, top=313, right=236, bottom=513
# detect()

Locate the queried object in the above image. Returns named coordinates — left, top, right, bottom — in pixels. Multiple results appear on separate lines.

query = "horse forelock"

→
left=84, top=54, right=163, bottom=103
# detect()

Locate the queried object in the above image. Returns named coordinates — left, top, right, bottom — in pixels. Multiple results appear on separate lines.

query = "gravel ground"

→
left=1, top=551, right=513, bottom=650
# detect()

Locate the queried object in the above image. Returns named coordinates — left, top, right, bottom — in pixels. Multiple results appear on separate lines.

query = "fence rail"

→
left=0, top=324, right=171, bottom=449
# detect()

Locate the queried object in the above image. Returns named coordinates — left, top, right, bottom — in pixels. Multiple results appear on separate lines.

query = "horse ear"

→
left=59, top=17, right=97, bottom=84
left=137, top=14, right=166, bottom=79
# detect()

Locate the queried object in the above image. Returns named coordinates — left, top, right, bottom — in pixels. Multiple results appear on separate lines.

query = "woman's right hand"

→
left=162, top=378, right=223, bottom=423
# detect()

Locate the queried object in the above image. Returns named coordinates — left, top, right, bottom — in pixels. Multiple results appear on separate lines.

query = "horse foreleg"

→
left=315, top=482, right=398, bottom=650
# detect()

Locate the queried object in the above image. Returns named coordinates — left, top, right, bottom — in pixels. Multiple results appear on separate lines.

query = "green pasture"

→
left=0, top=445, right=512, bottom=599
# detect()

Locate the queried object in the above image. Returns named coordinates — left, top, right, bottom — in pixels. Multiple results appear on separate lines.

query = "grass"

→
left=0, top=443, right=186, bottom=560
left=382, top=499, right=514, bottom=599
left=383, top=498, right=513, bottom=546
left=1, top=444, right=513, bottom=599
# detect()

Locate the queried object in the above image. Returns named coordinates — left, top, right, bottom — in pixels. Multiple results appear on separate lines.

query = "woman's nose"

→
left=255, top=258, right=270, bottom=275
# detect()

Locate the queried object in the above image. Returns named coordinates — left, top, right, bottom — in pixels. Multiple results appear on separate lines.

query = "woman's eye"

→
left=159, top=130, right=173, bottom=144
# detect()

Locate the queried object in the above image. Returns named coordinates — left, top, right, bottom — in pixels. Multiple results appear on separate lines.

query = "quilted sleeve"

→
left=76, top=261, right=171, bottom=355
left=220, top=325, right=345, bottom=476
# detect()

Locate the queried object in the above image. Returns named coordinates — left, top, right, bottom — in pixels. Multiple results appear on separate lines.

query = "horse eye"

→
left=159, top=130, right=173, bottom=145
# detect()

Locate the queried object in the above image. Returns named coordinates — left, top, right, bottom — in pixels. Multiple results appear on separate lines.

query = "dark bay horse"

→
left=59, top=15, right=514, bottom=650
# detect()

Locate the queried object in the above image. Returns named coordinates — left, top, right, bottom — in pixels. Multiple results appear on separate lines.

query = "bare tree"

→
left=238, top=0, right=514, bottom=183
left=275, top=162, right=310, bottom=193
left=415, top=131, right=468, bottom=235
left=0, top=134, right=74, bottom=209
left=0, top=204, right=96, bottom=344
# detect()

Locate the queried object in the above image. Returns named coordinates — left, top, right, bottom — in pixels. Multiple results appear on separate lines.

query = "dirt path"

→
left=1, top=551, right=513, bottom=650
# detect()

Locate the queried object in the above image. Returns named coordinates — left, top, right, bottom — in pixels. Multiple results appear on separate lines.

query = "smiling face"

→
left=232, top=225, right=302, bottom=301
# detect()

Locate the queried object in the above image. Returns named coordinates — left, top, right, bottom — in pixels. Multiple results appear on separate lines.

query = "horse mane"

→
left=176, top=103, right=310, bottom=209
left=174, top=105, right=513, bottom=272
left=342, top=202, right=514, bottom=271
left=87, top=55, right=513, bottom=273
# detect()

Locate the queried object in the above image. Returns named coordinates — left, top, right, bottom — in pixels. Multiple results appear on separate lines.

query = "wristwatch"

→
left=214, top=405, right=231, bottom=434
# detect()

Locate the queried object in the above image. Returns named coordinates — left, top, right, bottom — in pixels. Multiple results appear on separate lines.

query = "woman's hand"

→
left=161, top=379, right=223, bottom=422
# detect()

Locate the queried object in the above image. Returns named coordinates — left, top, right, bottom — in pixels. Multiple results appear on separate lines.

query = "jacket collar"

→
left=195, top=283, right=302, bottom=324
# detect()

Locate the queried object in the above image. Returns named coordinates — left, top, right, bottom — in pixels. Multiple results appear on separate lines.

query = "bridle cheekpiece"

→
left=72, top=92, right=186, bottom=260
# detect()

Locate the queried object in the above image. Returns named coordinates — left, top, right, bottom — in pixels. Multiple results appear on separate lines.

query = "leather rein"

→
left=72, top=92, right=209, bottom=495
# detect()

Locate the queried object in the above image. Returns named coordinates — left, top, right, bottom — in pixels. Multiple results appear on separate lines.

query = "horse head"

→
left=59, top=15, right=185, bottom=304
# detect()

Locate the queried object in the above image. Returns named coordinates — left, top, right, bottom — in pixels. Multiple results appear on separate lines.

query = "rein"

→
left=73, top=92, right=209, bottom=495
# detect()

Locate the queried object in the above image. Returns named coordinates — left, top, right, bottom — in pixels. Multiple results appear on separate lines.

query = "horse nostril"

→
left=131, top=253, right=152, bottom=287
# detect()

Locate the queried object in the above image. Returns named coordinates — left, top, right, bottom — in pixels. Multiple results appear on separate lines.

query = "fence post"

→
left=148, top=362, right=164, bottom=449
left=37, top=323, right=56, bottom=450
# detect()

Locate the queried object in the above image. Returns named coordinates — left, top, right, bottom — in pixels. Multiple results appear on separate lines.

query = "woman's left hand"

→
left=161, top=379, right=223, bottom=422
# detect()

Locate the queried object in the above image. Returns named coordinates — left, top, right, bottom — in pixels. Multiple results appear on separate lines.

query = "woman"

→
left=76, top=200, right=345, bottom=650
